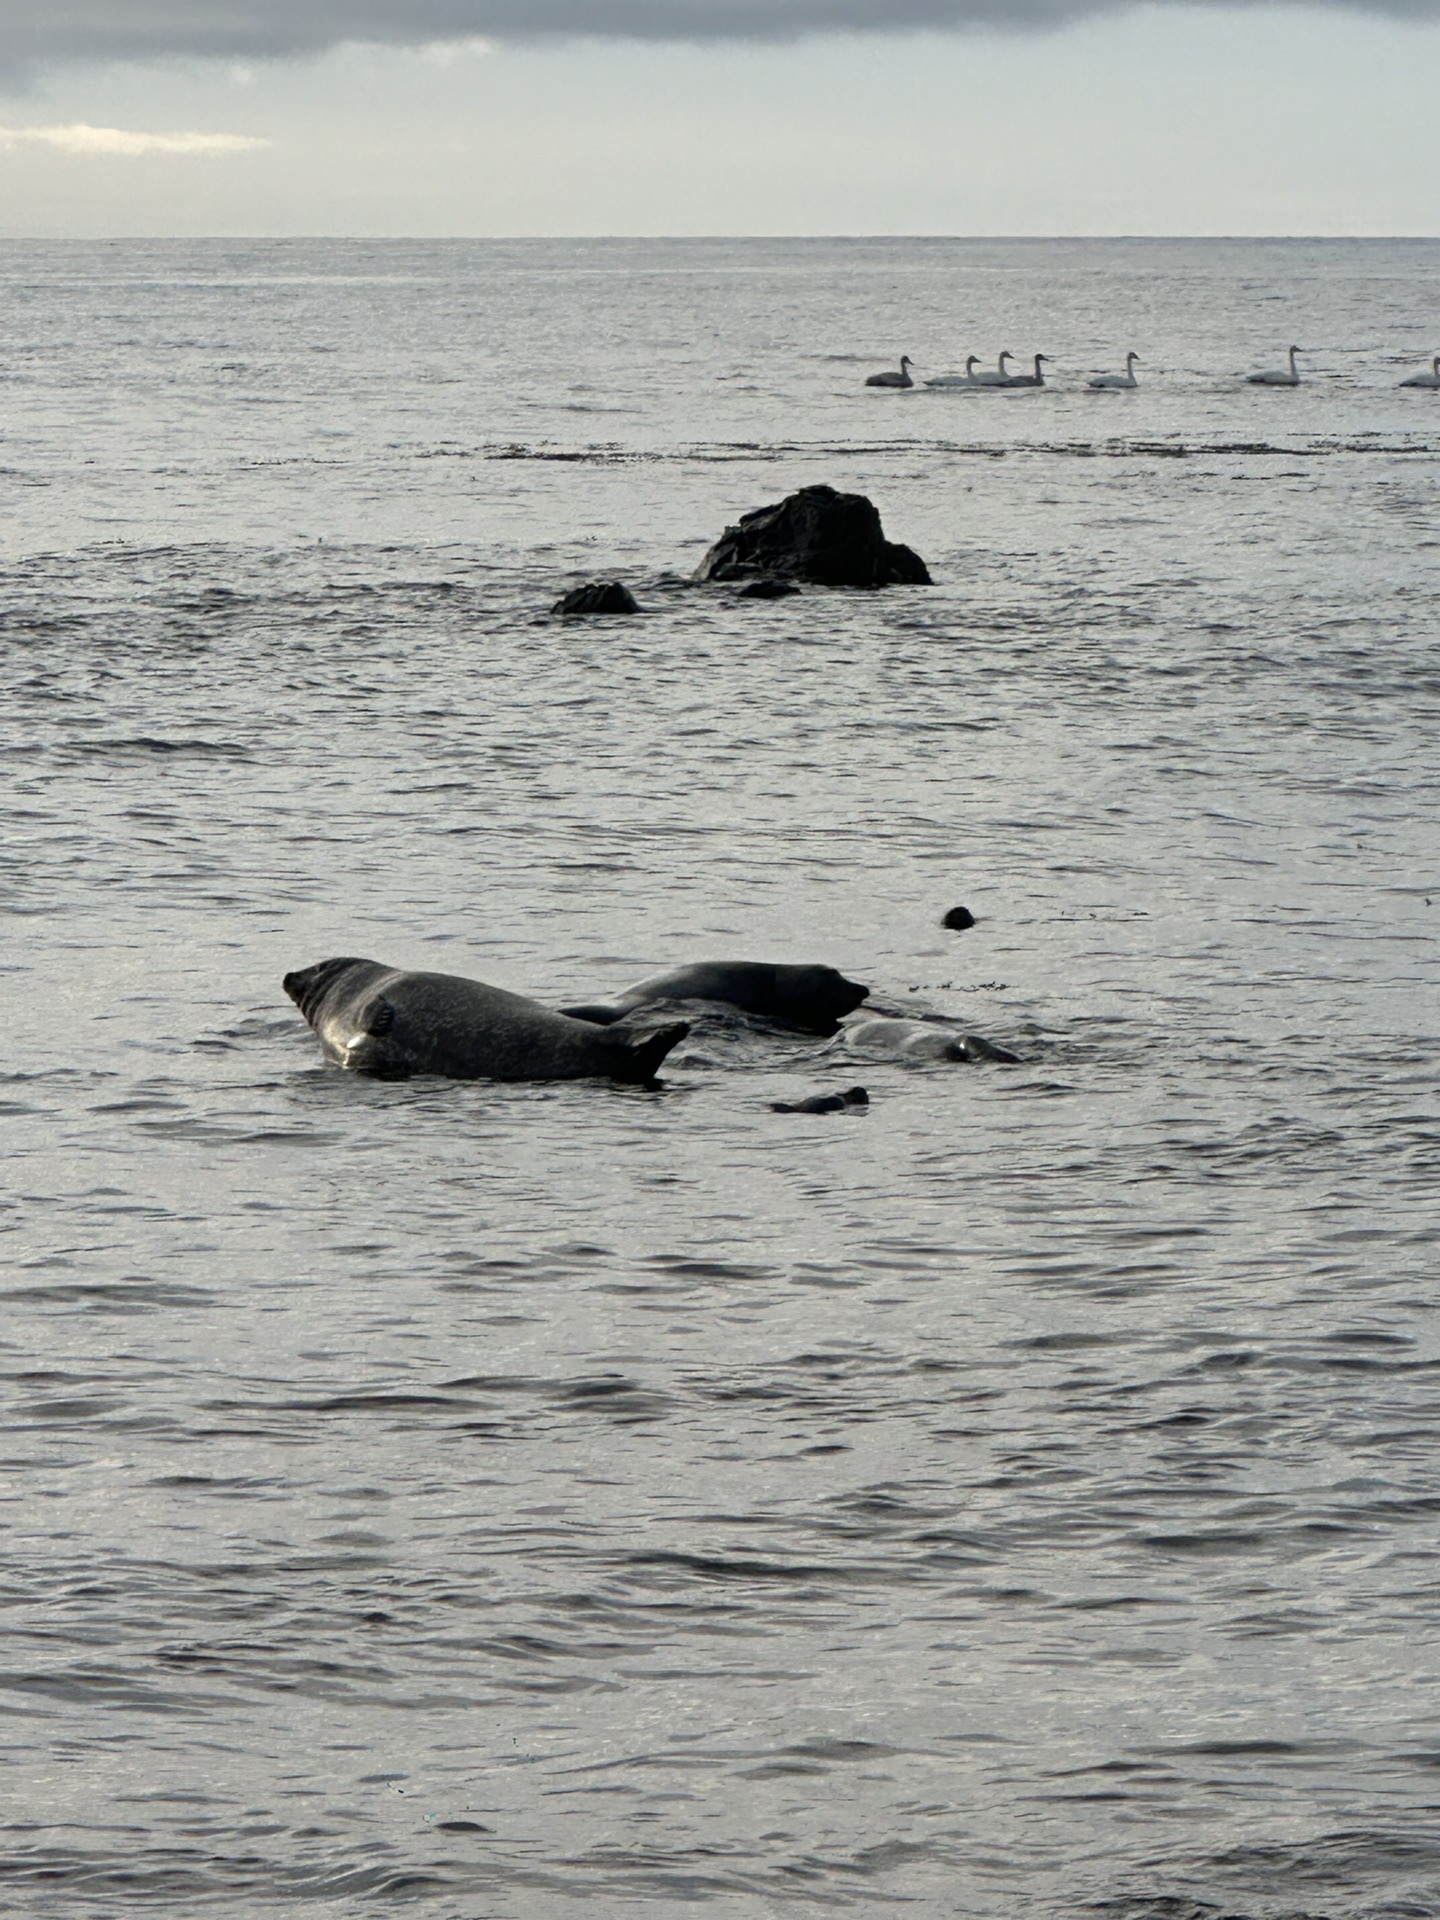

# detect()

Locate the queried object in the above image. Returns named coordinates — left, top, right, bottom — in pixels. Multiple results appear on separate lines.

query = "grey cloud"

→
left=5, top=0, right=1439, bottom=71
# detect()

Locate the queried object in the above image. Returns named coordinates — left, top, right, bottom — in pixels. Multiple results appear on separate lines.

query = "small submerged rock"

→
left=941, top=905, right=977, bottom=931
left=770, top=1085, right=870, bottom=1114
left=699, top=484, right=931, bottom=590
left=552, top=581, right=641, bottom=616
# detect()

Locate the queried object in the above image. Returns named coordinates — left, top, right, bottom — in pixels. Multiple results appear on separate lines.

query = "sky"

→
left=1, top=0, right=1438, bottom=235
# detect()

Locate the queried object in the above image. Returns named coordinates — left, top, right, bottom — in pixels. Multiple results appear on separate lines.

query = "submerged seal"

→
left=846, top=1017, right=1020, bottom=1064
left=562, top=960, right=869, bottom=1035
left=770, top=1086, right=869, bottom=1114
left=284, top=957, right=688, bottom=1083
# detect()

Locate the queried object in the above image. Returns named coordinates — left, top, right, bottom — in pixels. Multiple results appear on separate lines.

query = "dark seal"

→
left=562, top=959, right=869, bottom=1036
left=284, top=957, right=687, bottom=1083
left=771, top=1086, right=870, bottom=1114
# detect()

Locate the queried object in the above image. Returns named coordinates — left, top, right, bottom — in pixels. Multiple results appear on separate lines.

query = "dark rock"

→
left=770, top=1085, right=869, bottom=1115
left=699, top=484, right=932, bottom=590
left=737, top=578, right=801, bottom=600
left=941, top=906, right=977, bottom=931
left=552, top=581, right=641, bottom=616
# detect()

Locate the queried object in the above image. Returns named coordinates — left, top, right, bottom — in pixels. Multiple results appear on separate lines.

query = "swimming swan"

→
left=926, top=356, right=981, bottom=389
left=1399, top=356, right=1440, bottom=389
left=1004, top=353, right=1050, bottom=388
left=1089, top=351, right=1140, bottom=390
left=866, top=356, right=915, bottom=388
left=970, top=352, right=1015, bottom=387
left=1247, top=347, right=1301, bottom=387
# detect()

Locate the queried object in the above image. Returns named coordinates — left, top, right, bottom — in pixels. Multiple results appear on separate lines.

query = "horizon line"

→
left=2, top=230, right=1440, bottom=243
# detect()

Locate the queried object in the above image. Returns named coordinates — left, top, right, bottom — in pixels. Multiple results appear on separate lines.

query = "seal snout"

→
left=283, top=956, right=366, bottom=1024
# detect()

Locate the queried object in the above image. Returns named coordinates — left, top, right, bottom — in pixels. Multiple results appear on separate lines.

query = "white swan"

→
left=1247, top=346, right=1301, bottom=387
left=865, top=355, right=914, bottom=389
left=1004, top=353, right=1050, bottom=388
left=925, top=356, right=981, bottom=389
left=1089, top=351, right=1140, bottom=391
left=970, top=352, right=1015, bottom=388
left=1399, top=356, right=1440, bottom=389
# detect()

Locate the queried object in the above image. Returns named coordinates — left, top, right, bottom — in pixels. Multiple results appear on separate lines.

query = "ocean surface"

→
left=1, top=236, right=1438, bottom=1919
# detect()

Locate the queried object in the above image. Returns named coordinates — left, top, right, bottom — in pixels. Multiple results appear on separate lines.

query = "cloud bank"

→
left=4, top=0, right=1439, bottom=74
left=0, top=121, right=269, bottom=153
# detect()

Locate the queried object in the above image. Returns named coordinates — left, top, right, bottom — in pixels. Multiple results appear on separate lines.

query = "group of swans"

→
left=1242, top=347, right=1440, bottom=389
left=864, top=347, right=1440, bottom=392
left=911, top=351, right=1055, bottom=390
left=869, top=349, right=1130, bottom=391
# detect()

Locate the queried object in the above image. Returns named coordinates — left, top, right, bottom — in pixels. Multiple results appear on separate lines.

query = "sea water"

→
left=1, top=237, right=1438, bottom=1918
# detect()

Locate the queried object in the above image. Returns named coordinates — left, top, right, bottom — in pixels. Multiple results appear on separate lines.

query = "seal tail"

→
left=607, top=1019, right=690, bottom=1084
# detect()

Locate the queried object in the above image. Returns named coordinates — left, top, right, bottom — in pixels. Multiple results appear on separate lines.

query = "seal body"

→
left=846, top=1018, right=1019, bottom=1064
left=284, top=957, right=688, bottom=1083
left=562, top=960, right=869, bottom=1035
left=771, top=1086, right=869, bottom=1114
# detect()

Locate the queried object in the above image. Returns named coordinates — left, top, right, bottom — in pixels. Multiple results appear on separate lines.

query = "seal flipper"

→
left=606, top=1019, right=690, bottom=1084
left=365, top=998, right=396, bottom=1037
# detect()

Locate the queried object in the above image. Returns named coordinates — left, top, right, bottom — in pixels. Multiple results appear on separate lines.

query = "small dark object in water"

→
left=737, top=577, right=801, bottom=600
left=552, top=581, right=640, bottom=616
left=942, top=906, right=976, bottom=930
left=699, top=484, right=931, bottom=589
left=771, top=1086, right=869, bottom=1114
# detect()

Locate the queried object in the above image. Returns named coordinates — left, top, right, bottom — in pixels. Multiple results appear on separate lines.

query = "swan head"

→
left=900, top=355, right=914, bottom=369
left=1126, top=351, right=1140, bottom=365
left=965, top=356, right=979, bottom=372
left=998, top=351, right=1013, bottom=367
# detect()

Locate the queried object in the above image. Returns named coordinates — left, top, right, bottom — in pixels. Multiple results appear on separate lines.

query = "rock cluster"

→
left=699, top=484, right=932, bottom=590
left=548, top=486, right=931, bottom=614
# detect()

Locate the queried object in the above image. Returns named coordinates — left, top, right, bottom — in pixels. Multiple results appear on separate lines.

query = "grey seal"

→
left=770, top=1086, right=869, bottom=1114
left=846, top=1017, right=1020, bottom=1064
left=284, top=957, right=688, bottom=1083
left=562, top=960, right=869, bottom=1035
